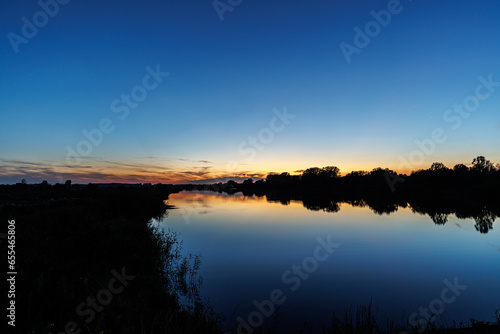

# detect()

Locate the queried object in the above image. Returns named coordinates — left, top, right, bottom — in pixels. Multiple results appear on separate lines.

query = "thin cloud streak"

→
left=0, top=158, right=268, bottom=184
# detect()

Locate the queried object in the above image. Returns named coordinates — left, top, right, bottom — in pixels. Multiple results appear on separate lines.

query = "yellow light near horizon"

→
left=165, top=191, right=421, bottom=230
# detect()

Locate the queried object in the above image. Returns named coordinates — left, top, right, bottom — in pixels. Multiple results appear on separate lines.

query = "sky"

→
left=1, top=0, right=499, bottom=184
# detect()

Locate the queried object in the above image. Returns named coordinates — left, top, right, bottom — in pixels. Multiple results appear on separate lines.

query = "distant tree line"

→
left=6, top=156, right=498, bottom=198
left=182, top=156, right=500, bottom=233
left=230, top=156, right=500, bottom=196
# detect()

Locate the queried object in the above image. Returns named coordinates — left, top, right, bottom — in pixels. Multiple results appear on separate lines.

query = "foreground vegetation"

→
left=1, top=185, right=222, bottom=333
left=253, top=301, right=500, bottom=334
left=219, top=298, right=499, bottom=333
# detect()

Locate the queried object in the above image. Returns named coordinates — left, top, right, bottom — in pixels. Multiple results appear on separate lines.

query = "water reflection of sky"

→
left=155, top=191, right=500, bottom=332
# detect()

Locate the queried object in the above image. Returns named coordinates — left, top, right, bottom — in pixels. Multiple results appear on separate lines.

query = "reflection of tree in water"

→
left=265, top=193, right=292, bottom=206
left=430, top=213, right=448, bottom=225
left=343, top=199, right=367, bottom=208
left=473, top=209, right=495, bottom=234
left=242, top=190, right=498, bottom=234
left=302, top=199, right=340, bottom=213
left=428, top=210, right=496, bottom=233
left=265, top=193, right=341, bottom=213
left=366, top=202, right=399, bottom=215
left=267, top=198, right=291, bottom=206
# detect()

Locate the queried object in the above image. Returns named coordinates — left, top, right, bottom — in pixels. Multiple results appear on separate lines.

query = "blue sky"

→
left=1, top=0, right=499, bottom=183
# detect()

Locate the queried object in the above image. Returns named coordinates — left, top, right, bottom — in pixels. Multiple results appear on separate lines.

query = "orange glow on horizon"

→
left=3, top=155, right=485, bottom=184
left=44, top=165, right=424, bottom=184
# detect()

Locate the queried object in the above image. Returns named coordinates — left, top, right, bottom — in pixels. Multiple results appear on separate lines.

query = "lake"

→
left=153, top=190, right=500, bottom=332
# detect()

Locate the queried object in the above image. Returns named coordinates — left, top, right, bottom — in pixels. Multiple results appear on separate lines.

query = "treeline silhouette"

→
left=241, top=156, right=500, bottom=195
left=185, top=156, right=500, bottom=233
left=0, top=186, right=223, bottom=334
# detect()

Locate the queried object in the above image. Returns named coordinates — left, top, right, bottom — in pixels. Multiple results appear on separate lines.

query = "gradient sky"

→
left=1, top=0, right=499, bottom=184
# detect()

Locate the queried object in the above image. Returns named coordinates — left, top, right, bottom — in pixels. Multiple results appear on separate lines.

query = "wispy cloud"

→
left=0, top=157, right=269, bottom=184
left=188, top=171, right=267, bottom=184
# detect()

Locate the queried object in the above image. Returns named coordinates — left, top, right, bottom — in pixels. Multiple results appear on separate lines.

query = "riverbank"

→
left=1, top=184, right=498, bottom=333
left=1, top=184, right=222, bottom=333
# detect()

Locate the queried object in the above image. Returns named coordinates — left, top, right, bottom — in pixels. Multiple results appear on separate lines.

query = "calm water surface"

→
left=154, top=191, right=500, bottom=332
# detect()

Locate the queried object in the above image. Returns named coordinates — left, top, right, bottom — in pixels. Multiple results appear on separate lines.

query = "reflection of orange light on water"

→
left=166, top=191, right=417, bottom=226
left=167, top=191, right=308, bottom=219
left=163, top=191, right=444, bottom=246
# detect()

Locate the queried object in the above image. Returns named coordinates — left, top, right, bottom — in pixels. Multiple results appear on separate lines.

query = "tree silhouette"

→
left=430, top=162, right=448, bottom=172
left=322, top=166, right=340, bottom=178
left=241, top=178, right=253, bottom=187
left=471, top=156, right=494, bottom=173
left=453, top=163, right=468, bottom=173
